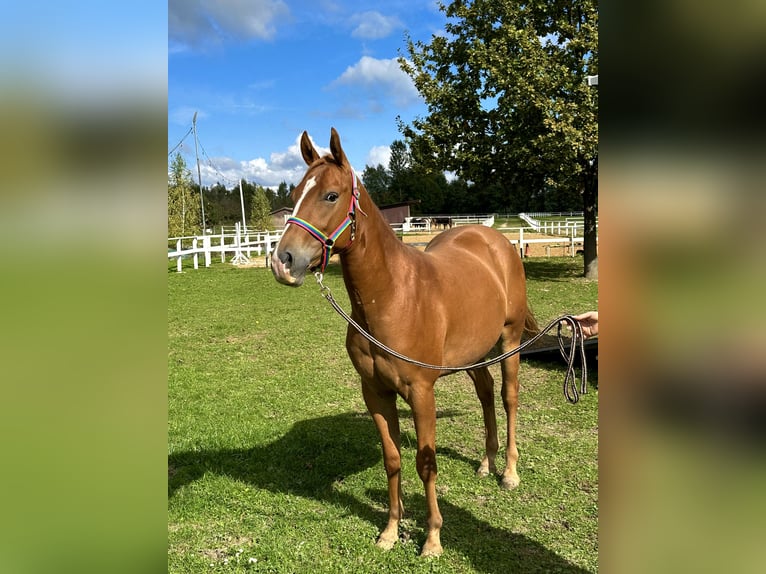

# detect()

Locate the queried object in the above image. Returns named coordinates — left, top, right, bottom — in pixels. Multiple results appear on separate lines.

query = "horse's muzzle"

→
left=271, top=248, right=310, bottom=286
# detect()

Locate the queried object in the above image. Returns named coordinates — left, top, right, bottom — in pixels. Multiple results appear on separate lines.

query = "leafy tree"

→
left=239, top=179, right=256, bottom=219
left=205, top=181, right=228, bottom=226
left=410, top=170, right=448, bottom=214
left=388, top=140, right=410, bottom=203
left=444, top=178, right=471, bottom=213
left=274, top=181, right=291, bottom=209
left=399, top=0, right=598, bottom=276
left=361, top=164, right=393, bottom=206
left=249, top=185, right=274, bottom=231
left=168, top=153, right=201, bottom=237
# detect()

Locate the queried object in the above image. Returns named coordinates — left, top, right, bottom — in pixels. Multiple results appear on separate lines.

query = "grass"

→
left=168, top=257, right=598, bottom=573
left=493, top=216, right=526, bottom=228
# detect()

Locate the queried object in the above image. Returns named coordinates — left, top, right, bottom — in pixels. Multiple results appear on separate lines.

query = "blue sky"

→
left=169, top=0, right=449, bottom=188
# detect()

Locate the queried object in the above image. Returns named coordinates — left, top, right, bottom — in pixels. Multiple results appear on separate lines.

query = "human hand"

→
left=572, top=311, right=598, bottom=338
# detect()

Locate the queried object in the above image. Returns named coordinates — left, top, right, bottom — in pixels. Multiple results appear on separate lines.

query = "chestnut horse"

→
left=271, top=128, right=538, bottom=557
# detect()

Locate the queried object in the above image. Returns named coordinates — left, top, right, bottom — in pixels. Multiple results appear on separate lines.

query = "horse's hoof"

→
left=501, top=475, right=520, bottom=490
left=420, top=543, right=443, bottom=558
left=476, top=462, right=497, bottom=478
left=375, top=536, right=396, bottom=551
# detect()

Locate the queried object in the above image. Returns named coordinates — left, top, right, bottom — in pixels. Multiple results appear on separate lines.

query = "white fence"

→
left=168, top=224, right=283, bottom=272
left=169, top=215, right=597, bottom=271
left=452, top=214, right=495, bottom=227
left=519, top=212, right=597, bottom=237
left=519, top=211, right=583, bottom=218
left=497, top=227, right=595, bottom=258
left=401, top=214, right=495, bottom=232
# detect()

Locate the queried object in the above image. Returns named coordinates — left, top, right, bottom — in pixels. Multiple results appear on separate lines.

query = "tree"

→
left=249, top=185, right=274, bottom=231
left=388, top=140, right=410, bottom=203
left=168, top=153, right=201, bottom=237
left=361, top=164, right=393, bottom=206
left=274, top=181, right=291, bottom=210
left=399, top=0, right=598, bottom=277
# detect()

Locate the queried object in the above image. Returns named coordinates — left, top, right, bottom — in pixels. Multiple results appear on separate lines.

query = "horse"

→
left=432, top=216, right=452, bottom=230
left=409, top=217, right=431, bottom=232
left=271, top=128, right=538, bottom=557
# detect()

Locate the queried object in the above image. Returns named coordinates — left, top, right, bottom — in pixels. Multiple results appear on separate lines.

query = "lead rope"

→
left=314, top=272, right=589, bottom=404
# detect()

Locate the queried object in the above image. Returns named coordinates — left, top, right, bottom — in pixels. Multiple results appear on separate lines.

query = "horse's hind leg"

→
left=467, top=367, right=499, bottom=478
left=499, top=325, right=523, bottom=489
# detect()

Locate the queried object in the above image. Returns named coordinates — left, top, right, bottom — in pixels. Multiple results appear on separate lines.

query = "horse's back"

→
left=424, top=225, right=520, bottom=272
left=423, top=224, right=526, bottom=316
left=417, top=225, right=527, bottom=362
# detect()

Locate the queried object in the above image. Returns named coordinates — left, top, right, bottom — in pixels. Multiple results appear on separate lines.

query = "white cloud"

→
left=169, top=0, right=290, bottom=49
left=197, top=132, right=330, bottom=188
left=330, top=56, right=420, bottom=107
left=350, top=11, right=403, bottom=40
left=366, top=145, right=391, bottom=168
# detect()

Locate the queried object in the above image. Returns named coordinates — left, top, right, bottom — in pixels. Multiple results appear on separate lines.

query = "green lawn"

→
left=168, top=257, right=598, bottom=573
left=493, top=216, right=527, bottom=228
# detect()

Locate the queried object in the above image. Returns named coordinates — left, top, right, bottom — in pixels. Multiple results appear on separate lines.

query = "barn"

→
left=269, top=207, right=294, bottom=229
left=378, top=201, right=419, bottom=226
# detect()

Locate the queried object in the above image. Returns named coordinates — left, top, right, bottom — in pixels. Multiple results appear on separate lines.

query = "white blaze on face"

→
left=272, top=175, right=317, bottom=273
left=292, top=176, right=316, bottom=219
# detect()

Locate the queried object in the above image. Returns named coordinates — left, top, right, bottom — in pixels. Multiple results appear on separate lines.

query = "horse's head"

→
left=271, top=128, right=361, bottom=286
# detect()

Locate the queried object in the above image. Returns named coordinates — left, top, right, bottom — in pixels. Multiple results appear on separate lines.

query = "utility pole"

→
left=239, top=179, right=248, bottom=234
left=192, top=111, right=207, bottom=234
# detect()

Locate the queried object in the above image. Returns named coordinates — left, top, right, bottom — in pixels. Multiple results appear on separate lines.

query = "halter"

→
left=284, top=170, right=365, bottom=273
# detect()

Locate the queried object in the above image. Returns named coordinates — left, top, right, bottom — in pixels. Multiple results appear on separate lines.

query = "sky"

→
left=168, top=0, right=450, bottom=189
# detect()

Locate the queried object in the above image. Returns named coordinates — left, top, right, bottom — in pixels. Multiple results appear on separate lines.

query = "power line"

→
left=198, top=138, right=239, bottom=187
left=170, top=113, right=266, bottom=191
left=168, top=126, right=193, bottom=156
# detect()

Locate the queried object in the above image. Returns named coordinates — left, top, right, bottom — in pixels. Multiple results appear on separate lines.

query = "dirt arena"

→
left=401, top=230, right=581, bottom=258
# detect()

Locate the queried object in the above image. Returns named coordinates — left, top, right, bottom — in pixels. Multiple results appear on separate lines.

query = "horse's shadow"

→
left=169, top=412, right=590, bottom=574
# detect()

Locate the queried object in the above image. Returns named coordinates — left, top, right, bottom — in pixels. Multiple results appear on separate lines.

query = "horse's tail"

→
left=523, top=302, right=540, bottom=337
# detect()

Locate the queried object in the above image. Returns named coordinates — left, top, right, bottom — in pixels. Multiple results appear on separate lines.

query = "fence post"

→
left=192, top=238, right=199, bottom=269
left=519, top=227, right=524, bottom=258
left=220, top=230, right=225, bottom=262
left=203, top=235, right=211, bottom=267
left=176, top=239, right=182, bottom=273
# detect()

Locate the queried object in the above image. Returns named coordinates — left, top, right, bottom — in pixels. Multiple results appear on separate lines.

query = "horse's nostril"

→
left=278, top=250, right=293, bottom=266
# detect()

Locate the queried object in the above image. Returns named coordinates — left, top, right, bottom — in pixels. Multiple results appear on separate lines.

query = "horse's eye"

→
left=325, top=192, right=339, bottom=203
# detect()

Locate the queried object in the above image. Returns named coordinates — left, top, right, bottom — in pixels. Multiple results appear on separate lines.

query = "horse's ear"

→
left=300, top=131, right=320, bottom=166
left=329, top=127, right=348, bottom=168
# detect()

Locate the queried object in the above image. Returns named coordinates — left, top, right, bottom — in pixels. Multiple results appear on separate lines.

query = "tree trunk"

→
left=582, top=158, right=598, bottom=279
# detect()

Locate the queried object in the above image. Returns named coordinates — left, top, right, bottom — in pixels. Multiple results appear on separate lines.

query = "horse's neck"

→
left=339, top=188, right=409, bottom=310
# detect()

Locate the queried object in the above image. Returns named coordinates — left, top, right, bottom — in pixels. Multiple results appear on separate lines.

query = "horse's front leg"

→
left=410, top=385, right=443, bottom=557
left=361, top=382, right=403, bottom=550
